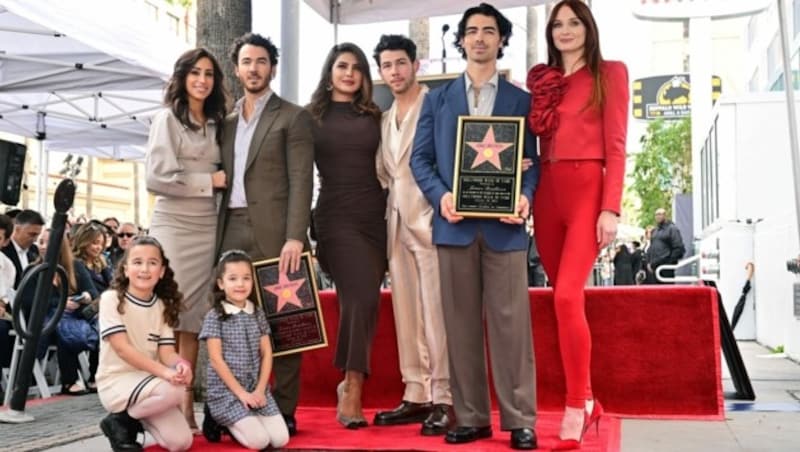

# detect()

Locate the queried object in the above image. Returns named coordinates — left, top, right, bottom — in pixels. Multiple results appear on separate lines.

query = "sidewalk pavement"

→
left=1, top=341, right=798, bottom=451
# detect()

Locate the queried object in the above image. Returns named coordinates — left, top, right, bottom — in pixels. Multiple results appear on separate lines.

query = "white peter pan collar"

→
left=222, top=300, right=255, bottom=315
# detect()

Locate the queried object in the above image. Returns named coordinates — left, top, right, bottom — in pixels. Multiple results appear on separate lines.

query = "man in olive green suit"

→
left=216, top=33, right=314, bottom=436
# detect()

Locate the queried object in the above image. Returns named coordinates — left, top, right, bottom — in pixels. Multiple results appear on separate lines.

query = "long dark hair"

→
left=163, top=47, right=228, bottom=145
left=212, top=250, right=254, bottom=321
left=545, top=0, right=605, bottom=109
left=110, top=236, right=183, bottom=327
left=307, top=42, right=381, bottom=123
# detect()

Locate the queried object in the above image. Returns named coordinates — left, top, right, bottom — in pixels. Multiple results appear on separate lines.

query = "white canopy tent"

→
left=0, top=0, right=188, bottom=160
left=303, top=0, right=547, bottom=24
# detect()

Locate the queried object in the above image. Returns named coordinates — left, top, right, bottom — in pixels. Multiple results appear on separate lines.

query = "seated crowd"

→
left=0, top=209, right=142, bottom=398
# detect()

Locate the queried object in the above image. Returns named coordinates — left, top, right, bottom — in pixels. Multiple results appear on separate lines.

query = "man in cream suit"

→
left=371, top=34, right=453, bottom=436
left=215, top=33, right=314, bottom=437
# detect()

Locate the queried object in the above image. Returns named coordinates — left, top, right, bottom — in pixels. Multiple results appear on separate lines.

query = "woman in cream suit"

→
left=146, top=47, right=228, bottom=431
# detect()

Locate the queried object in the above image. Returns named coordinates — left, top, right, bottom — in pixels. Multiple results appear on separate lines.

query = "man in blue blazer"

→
left=410, top=3, right=538, bottom=450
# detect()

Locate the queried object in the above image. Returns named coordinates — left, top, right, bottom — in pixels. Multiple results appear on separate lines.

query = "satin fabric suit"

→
left=376, top=85, right=451, bottom=406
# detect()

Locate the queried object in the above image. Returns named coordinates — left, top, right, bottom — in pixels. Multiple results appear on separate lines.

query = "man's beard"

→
left=243, top=77, right=268, bottom=94
left=393, top=79, right=415, bottom=95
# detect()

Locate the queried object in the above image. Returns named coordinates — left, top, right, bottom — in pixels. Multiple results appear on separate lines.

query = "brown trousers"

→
left=437, top=233, right=536, bottom=430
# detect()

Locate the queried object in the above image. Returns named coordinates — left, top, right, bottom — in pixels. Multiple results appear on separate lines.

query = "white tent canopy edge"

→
left=303, top=0, right=549, bottom=24
left=0, top=0, right=189, bottom=160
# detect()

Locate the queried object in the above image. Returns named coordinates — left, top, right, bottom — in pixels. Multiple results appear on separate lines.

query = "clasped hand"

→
left=163, top=361, right=193, bottom=386
left=237, top=390, right=267, bottom=409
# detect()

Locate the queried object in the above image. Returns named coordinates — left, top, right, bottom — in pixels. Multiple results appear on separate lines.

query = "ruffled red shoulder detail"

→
left=526, top=64, right=567, bottom=138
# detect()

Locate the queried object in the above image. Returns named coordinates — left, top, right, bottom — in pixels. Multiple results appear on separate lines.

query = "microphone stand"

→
left=441, top=24, right=450, bottom=74
left=0, top=179, right=75, bottom=423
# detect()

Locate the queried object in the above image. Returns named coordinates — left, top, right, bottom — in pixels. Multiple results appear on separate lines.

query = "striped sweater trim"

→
left=157, top=337, right=176, bottom=346
left=100, top=325, right=127, bottom=338
left=124, top=291, right=157, bottom=307
left=126, top=375, right=158, bottom=409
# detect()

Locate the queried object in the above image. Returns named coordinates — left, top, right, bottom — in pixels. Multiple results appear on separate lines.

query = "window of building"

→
left=769, top=68, right=800, bottom=92
left=749, top=69, right=760, bottom=92
left=701, top=117, right=719, bottom=229
left=747, top=15, right=758, bottom=49
left=767, top=33, right=780, bottom=79
left=166, top=13, right=180, bottom=37
left=144, top=1, right=159, bottom=20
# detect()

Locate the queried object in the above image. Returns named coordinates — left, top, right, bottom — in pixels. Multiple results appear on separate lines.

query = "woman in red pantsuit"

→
left=527, top=1, right=628, bottom=449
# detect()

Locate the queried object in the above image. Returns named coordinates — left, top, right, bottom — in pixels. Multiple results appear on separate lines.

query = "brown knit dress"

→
left=312, top=101, right=387, bottom=375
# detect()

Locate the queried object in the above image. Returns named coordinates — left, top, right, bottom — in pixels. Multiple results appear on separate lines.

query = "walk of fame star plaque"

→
left=253, top=252, right=328, bottom=356
left=453, top=115, right=525, bottom=217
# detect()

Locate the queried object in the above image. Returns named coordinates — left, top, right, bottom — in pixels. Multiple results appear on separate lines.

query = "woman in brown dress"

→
left=308, top=42, right=386, bottom=429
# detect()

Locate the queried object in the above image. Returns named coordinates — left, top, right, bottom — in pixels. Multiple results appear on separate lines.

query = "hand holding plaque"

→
left=452, top=116, right=525, bottom=218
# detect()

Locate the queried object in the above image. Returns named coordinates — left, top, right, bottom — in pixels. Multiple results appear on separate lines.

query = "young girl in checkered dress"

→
left=96, top=236, right=193, bottom=452
left=199, top=250, right=289, bottom=450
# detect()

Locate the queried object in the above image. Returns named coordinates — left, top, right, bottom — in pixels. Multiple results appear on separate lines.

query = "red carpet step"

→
left=300, top=287, right=723, bottom=419
left=145, top=407, right=621, bottom=451
left=146, top=286, right=718, bottom=451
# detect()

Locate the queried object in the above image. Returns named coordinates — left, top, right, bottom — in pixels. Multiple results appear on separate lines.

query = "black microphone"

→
left=54, top=179, right=76, bottom=214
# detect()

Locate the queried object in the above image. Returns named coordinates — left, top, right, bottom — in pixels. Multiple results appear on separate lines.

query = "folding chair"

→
left=2, top=321, right=58, bottom=406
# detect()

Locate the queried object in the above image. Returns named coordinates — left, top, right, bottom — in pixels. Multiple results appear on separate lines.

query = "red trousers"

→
left=533, top=160, right=602, bottom=408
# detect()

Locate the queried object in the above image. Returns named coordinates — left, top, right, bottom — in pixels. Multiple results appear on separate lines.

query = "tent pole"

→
left=281, top=0, right=300, bottom=103
left=133, top=160, right=140, bottom=228
left=86, top=157, right=93, bottom=218
left=332, top=1, right=340, bottom=44
left=36, top=142, right=48, bottom=217
left=777, top=0, right=800, bottom=247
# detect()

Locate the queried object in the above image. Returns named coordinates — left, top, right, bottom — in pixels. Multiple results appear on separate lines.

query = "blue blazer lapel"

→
left=445, top=75, right=469, bottom=116
left=492, top=77, right=518, bottom=116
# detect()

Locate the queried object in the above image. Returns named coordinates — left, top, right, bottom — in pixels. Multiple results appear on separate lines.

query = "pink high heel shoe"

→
left=551, top=400, right=603, bottom=451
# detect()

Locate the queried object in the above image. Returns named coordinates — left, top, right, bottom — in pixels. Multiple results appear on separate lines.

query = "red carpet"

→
left=146, top=407, right=620, bottom=451
left=302, top=287, right=723, bottom=419
left=148, top=286, right=720, bottom=451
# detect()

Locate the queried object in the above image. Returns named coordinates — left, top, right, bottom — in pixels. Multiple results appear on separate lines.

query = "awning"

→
left=303, top=0, right=547, bottom=24
left=0, top=0, right=189, bottom=160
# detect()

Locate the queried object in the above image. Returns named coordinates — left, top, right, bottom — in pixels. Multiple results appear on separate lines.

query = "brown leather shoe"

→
left=373, top=401, right=433, bottom=426
left=421, top=404, right=455, bottom=436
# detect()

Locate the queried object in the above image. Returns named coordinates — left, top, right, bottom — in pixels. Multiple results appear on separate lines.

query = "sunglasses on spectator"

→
left=117, top=232, right=136, bottom=238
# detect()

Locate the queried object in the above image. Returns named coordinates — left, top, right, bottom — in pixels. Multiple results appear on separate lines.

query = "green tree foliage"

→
left=631, top=118, right=692, bottom=228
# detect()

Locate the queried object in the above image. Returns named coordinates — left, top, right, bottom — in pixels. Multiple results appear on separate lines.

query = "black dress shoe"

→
left=510, top=427, right=537, bottom=450
left=373, top=401, right=433, bottom=426
left=61, top=384, right=88, bottom=396
left=99, top=411, right=143, bottom=452
left=202, top=403, right=227, bottom=443
left=283, top=413, right=298, bottom=436
left=421, top=404, right=455, bottom=436
left=445, top=425, right=492, bottom=444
